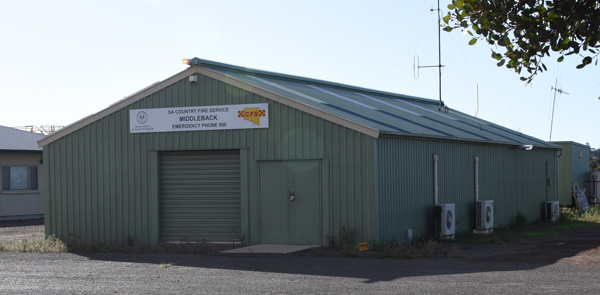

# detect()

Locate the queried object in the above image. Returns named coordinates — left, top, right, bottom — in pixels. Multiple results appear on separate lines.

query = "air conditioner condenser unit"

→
left=435, top=204, right=455, bottom=238
left=545, top=201, right=559, bottom=222
left=476, top=200, right=494, bottom=230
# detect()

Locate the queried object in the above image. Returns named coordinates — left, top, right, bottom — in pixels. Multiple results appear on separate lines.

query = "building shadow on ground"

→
left=76, top=226, right=600, bottom=284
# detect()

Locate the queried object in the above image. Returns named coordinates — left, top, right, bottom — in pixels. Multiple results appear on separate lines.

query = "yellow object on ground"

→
left=358, top=243, right=368, bottom=251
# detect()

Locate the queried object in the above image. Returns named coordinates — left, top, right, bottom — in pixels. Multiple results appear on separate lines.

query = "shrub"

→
left=0, top=235, right=67, bottom=253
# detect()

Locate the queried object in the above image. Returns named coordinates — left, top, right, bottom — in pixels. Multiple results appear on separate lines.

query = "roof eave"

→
left=379, top=131, right=561, bottom=150
left=0, top=150, right=43, bottom=155
left=38, top=66, right=200, bottom=147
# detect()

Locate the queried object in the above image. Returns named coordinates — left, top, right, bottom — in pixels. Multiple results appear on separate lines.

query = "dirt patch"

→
left=454, top=226, right=600, bottom=265
left=305, top=225, right=600, bottom=265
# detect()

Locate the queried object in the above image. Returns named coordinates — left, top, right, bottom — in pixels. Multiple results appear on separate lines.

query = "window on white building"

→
left=1, top=166, right=38, bottom=191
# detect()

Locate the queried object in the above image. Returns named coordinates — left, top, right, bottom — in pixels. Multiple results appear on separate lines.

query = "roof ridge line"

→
left=191, top=57, right=442, bottom=106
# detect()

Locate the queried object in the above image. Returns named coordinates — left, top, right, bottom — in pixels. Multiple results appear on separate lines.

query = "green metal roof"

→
left=191, top=58, right=558, bottom=149
left=39, top=58, right=560, bottom=150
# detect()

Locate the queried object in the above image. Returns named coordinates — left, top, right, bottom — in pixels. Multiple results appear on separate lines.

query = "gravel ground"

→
left=2, top=219, right=600, bottom=294
left=1, top=251, right=600, bottom=294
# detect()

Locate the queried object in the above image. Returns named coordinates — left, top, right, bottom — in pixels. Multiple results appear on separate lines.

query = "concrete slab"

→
left=220, top=244, right=320, bottom=254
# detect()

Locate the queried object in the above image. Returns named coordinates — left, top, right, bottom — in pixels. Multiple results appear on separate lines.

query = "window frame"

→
left=1, top=166, right=39, bottom=192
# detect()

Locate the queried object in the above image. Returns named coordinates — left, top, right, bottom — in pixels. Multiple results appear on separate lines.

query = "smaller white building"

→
left=0, top=125, right=45, bottom=220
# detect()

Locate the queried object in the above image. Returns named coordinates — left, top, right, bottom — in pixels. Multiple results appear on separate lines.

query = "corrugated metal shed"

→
left=38, top=58, right=560, bottom=246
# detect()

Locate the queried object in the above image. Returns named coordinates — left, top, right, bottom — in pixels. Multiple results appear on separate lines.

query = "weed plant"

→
left=575, top=206, right=600, bottom=223
left=339, top=225, right=358, bottom=257
left=1, top=233, right=221, bottom=254
left=0, top=235, right=67, bottom=253
left=334, top=225, right=459, bottom=259
left=456, top=206, right=600, bottom=246
left=64, top=239, right=215, bottom=254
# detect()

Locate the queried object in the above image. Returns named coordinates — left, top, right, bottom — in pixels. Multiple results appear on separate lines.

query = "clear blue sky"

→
left=1, top=0, right=598, bottom=148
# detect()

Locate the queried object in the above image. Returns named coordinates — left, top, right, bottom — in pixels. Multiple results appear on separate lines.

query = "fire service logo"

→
left=238, top=107, right=266, bottom=125
left=136, top=111, right=148, bottom=124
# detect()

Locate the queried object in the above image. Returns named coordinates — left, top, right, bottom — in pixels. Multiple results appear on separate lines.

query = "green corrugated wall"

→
left=554, top=142, right=590, bottom=205
left=44, top=73, right=377, bottom=245
left=571, top=144, right=590, bottom=201
left=376, top=137, right=557, bottom=243
left=558, top=143, right=573, bottom=205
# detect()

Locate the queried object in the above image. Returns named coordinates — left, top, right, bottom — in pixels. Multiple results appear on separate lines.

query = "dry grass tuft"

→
left=0, top=235, right=68, bottom=253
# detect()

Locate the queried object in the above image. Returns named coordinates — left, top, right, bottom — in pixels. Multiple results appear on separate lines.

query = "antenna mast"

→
left=549, top=79, right=569, bottom=141
left=414, top=0, right=445, bottom=111
left=435, top=0, right=442, bottom=111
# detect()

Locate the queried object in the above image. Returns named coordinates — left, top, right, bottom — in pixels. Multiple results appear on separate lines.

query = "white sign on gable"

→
left=129, top=103, right=269, bottom=133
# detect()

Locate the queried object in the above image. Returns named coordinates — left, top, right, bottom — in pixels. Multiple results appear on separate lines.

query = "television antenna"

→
left=549, top=78, right=569, bottom=141
left=413, top=0, right=445, bottom=111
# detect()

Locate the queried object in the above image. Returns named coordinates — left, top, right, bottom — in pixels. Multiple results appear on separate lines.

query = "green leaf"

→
left=443, top=15, right=451, bottom=24
left=497, top=59, right=506, bottom=67
left=454, top=0, right=463, bottom=9
left=520, top=77, right=528, bottom=81
left=491, top=51, right=502, bottom=60
left=447, top=4, right=455, bottom=10
left=557, top=56, right=564, bottom=62
left=576, top=64, right=585, bottom=69
left=443, top=27, right=454, bottom=32
left=469, top=38, right=478, bottom=45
